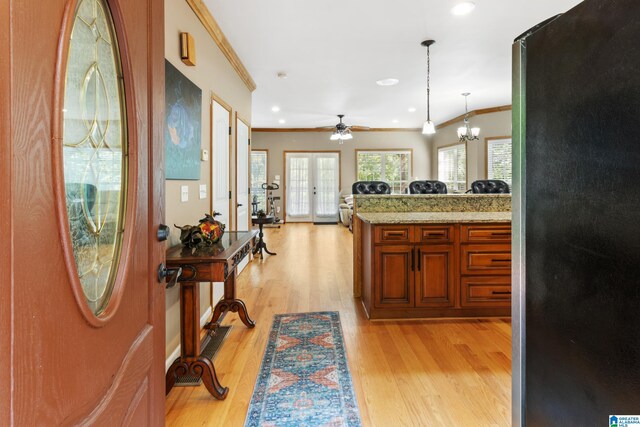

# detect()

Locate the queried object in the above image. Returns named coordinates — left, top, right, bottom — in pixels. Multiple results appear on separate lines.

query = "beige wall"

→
left=429, top=110, right=511, bottom=188
left=251, top=131, right=431, bottom=206
left=164, top=0, right=252, bottom=360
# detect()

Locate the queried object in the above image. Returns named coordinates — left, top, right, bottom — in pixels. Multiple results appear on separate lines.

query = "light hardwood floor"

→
left=165, top=223, right=512, bottom=426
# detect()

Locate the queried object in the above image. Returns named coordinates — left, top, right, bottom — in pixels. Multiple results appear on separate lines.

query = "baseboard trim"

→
left=165, top=306, right=213, bottom=372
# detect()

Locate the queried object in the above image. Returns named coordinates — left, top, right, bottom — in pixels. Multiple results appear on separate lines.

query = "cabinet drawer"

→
left=461, top=244, right=511, bottom=275
left=415, top=225, right=454, bottom=243
left=461, top=224, right=511, bottom=243
left=460, top=276, right=511, bottom=307
left=375, top=226, right=412, bottom=244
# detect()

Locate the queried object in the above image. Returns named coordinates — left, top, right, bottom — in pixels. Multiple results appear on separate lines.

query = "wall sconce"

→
left=180, top=32, right=196, bottom=66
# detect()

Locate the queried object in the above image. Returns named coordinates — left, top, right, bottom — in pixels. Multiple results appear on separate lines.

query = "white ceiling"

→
left=203, top=0, right=582, bottom=128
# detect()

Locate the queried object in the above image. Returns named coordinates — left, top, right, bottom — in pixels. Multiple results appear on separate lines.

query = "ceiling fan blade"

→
left=315, top=126, right=337, bottom=129
left=350, top=125, right=371, bottom=131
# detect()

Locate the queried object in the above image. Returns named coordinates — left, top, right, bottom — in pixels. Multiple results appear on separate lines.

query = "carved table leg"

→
left=165, top=357, right=188, bottom=395
left=192, top=357, right=229, bottom=399
left=212, top=269, right=256, bottom=328
left=262, top=241, right=276, bottom=256
left=165, top=281, right=229, bottom=399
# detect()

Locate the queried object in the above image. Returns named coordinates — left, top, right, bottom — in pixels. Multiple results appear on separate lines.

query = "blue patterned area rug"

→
left=244, top=311, right=362, bottom=427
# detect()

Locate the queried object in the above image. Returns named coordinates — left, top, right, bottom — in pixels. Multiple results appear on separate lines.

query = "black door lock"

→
left=157, top=224, right=171, bottom=242
left=157, top=263, right=182, bottom=289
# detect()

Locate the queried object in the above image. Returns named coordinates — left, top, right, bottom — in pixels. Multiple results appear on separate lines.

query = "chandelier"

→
left=457, top=92, right=480, bottom=142
left=421, top=40, right=436, bottom=135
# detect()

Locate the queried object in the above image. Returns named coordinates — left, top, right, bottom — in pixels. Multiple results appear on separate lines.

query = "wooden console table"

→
left=165, top=230, right=258, bottom=399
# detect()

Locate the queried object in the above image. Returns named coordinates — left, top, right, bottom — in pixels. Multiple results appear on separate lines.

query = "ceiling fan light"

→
left=330, top=132, right=340, bottom=141
left=471, top=127, right=480, bottom=137
left=342, top=132, right=353, bottom=141
left=422, top=120, right=436, bottom=135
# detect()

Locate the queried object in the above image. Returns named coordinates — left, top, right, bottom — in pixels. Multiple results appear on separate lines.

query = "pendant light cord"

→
left=426, top=45, right=431, bottom=122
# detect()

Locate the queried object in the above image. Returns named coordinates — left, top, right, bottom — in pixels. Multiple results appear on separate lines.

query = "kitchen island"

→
left=352, top=194, right=512, bottom=320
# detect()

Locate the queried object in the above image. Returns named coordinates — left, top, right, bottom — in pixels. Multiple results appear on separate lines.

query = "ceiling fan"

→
left=317, top=114, right=370, bottom=143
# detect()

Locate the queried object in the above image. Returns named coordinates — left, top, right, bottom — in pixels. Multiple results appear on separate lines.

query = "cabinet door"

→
left=374, top=245, right=415, bottom=308
left=415, top=245, right=456, bottom=308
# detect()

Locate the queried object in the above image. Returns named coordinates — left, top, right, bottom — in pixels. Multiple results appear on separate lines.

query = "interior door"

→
left=1, top=0, right=165, bottom=424
left=212, top=98, right=231, bottom=228
left=236, top=115, right=250, bottom=231
left=312, top=152, right=340, bottom=223
left=235, top=115, right=250, bottom=273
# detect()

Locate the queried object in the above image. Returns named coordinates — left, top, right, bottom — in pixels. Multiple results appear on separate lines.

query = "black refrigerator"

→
left=512, top=0, right=640, bottom=425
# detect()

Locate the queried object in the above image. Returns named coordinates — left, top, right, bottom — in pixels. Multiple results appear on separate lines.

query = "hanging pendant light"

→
left=457, top=92, right=480, bottom=142
left=421, top=40, right=436, bottom=135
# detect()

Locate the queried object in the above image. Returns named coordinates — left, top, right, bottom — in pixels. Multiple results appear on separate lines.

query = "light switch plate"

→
left=199, top=184, right=207, bottom=199
left=201, top=149, right=209, bottom=161
left=181, top=185, right=189, bottom=202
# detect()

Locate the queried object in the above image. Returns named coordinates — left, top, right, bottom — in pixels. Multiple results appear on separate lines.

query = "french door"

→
left=285, top=152, right=340, bottom=223
left=1, top=0, right=165, bottom=424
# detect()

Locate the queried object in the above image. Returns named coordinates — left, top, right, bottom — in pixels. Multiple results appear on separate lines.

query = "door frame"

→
left=0, top=0, right=12, bottom=419
left=235, top=112, right=251, bottom=231
left=282, top=150, right=342, bottom=222
left=210, top=92, right=233, bottom=231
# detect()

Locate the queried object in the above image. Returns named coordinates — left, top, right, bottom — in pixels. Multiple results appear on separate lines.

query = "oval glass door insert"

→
left=62, top=0, right=128, bottom=315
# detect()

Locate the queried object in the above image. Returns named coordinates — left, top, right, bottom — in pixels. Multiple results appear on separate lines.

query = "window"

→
left=250, top=150, right=268, bottom=212
left=356, top=150, right=412, bottom=194
left=438, top=143, right=467, bottom=193
left=487, top=138, right=512, bottom=187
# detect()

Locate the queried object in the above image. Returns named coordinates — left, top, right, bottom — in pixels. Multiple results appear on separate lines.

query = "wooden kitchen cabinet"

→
left=374, top=245, right=415, bottom=308
left=361, top=222, right=511, bottom=319
left=415, top=245, right=456, bottom=308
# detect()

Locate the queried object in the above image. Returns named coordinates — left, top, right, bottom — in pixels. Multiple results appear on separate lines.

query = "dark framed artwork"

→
left=164, top=60, right=202, bottom=180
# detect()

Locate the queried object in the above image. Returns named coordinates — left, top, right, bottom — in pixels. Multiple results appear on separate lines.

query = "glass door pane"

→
left=286, top=155, right=311, bottom=220
left=313, top=154, right=339, bottom=221
left=251, top=150, right=267, bottom=212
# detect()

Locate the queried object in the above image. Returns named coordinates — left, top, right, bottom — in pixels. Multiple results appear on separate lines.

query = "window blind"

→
left=438, top=144, right=466, bottom=193
left=487, top=138, right=512, bottom=186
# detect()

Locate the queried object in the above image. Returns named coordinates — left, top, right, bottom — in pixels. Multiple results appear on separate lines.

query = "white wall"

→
left=164, top=0, right=252, bottom=359
left=429, top=110, right=512, bottom=187
left=251, top=130, right=431, bottom=205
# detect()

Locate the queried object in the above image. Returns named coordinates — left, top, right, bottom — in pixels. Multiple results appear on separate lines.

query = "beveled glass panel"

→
left=62, top=0, right=127, bottom=315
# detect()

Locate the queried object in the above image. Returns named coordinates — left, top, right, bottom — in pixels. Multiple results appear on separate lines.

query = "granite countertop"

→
left=357, top=211, right=512, bottom=224
left=352, top=193, right=512, bottom=199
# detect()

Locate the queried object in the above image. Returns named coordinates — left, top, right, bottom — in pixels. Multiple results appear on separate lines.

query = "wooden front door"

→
left=0, top=0, right=165, bottom=425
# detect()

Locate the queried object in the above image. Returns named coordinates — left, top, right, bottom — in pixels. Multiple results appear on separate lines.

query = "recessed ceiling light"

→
left=408, top=107, right=417, bottom=113
left=277, top=72, right=288, bottom=79
left=392, top=119, right=399, bottom=124
left=376, top=78, right=399, bottom=86
left=451, top=1, right=476, bottom=16
left=278, top=119, right=286, bottom=124
left=271, top=106, right=281, bottom=112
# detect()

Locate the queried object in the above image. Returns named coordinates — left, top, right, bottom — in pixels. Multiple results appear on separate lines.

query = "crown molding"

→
left=186, top=0, right=257, bottom=92
left=253, top=106, right=512, bottom=132
left=436, top=105, right=512, bottom=130
left=252, top=127, right=422, bottom=133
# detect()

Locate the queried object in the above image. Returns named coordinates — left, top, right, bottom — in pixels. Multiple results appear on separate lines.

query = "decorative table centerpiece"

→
left=175, top=212, right=226, bottom=248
